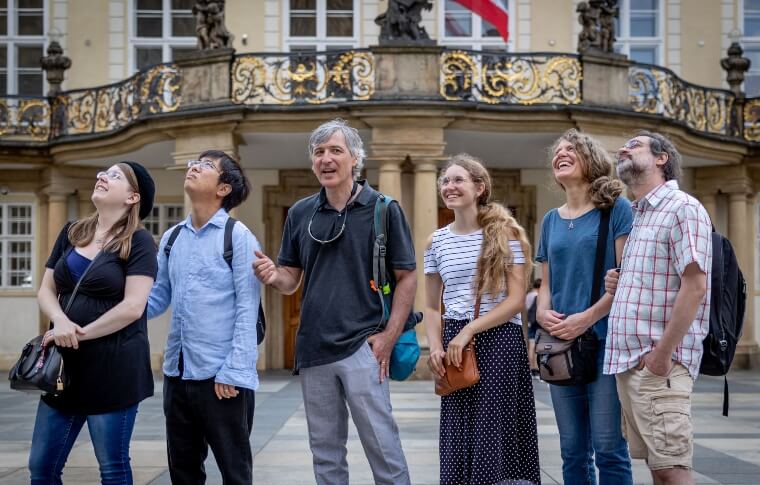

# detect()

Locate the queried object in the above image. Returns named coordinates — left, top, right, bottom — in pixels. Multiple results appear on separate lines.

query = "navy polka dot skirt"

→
left=440, top=319, right=541, bottom=485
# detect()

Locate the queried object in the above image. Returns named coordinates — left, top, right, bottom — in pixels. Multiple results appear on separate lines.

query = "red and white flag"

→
left=452, top=0, right=510, bottom=42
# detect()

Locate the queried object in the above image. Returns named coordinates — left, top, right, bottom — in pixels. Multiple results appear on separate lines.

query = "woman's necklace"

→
left=565, top=206, right=584, bottom=230
left=94, top=225, right=110, bottom=248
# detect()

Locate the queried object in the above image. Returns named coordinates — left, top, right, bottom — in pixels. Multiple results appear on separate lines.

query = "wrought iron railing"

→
left=6, top=48, right=760, bottom=145
left=0, top=96, right=51, bottom=141
left=0, top=63, right=180, bottom=143
left=743, top=98, right=760, bottom=142
left=231, top=50, right=375, bottom=105
left=439, top=51, right=583, bottom=105
left=629, top=64, right=736, bottom=137
left=51, top=64, right=181, bottom=138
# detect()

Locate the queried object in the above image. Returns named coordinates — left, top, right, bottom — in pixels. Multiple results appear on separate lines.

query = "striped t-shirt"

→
left=423, top=225, right=525, bottom=325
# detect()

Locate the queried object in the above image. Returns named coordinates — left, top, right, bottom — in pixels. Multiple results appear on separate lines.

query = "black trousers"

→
left=163, top=376, right=255, bottom=485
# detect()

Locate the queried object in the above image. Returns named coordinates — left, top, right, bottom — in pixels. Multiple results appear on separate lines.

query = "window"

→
left=615, top=0, right=662, bottom=64
left=143, top=203, right=185, bottom=240
left=0, top=203, right=34, bottom=289
left=0, top=0, right=46, bottom=95
left=743, top=0, right=760, bottom=96
left=439, top=0, right=513, bottom=51
left=285, top=0, right=357, bottom=51
left=130, top=0, right=195, bottom=72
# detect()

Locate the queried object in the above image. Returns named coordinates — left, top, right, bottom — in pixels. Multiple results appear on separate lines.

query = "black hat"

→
left=121, top=161, right=155, bottom=220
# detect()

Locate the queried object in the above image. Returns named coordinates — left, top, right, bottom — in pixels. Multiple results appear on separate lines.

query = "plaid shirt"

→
left=604, top=181, right=712, bottom=379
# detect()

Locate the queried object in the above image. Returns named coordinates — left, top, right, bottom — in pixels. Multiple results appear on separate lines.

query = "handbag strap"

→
left=63, top=250, right=102, bottom=314
left=589, top=208, right=611, bottom=308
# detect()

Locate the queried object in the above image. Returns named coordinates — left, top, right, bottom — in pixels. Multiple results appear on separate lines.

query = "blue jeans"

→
left=549, top=343, right=632, bottom=485
left=28, top=399, right=138, bottom=485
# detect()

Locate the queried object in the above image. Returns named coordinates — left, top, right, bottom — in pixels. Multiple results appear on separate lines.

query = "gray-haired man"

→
left=254, top=119, right=415, bottom=484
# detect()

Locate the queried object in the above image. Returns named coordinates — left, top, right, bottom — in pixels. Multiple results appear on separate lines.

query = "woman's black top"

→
left=42, top=223, right=158, bottom=415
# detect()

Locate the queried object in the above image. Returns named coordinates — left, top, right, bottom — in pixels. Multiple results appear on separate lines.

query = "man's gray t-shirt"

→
left=278, top=181, right=416, bottom=370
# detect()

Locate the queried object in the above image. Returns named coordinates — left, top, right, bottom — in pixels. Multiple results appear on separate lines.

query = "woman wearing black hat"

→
left=29, top=161, right=158, bottom=485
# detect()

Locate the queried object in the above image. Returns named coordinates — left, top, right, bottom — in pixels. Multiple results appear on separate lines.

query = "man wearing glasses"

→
left=604, top=132, right=711, bottom=485
left=254, top=119, right=416, bottom=485
left=148, top=150, right=261, bottom=485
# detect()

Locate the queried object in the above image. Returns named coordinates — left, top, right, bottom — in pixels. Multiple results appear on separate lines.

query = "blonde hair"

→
left=549, top=129, right=623, bottom=209
left=68, top=162, right=143, bottom=260
left=440, top=154, right=533, bottom=297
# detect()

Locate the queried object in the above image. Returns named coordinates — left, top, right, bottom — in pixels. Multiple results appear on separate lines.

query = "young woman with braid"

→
left=536, top=129, right=633, bottom=485
left=423, top=154, right=540, bottom=485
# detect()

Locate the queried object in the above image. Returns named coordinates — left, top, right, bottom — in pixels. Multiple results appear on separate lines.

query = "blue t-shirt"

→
left=535, top=196, right=633, bottom=339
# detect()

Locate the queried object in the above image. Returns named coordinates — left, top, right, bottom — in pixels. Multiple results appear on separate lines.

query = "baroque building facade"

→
left=2, top=0, right=760, bottom=373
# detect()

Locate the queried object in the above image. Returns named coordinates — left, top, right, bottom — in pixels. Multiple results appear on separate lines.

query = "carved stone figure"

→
left=599, top=0, right=618, bottom=53
left=721, top=42, right=751, bottom=97
left=39, top=40, right=72, bottom=96
left=375, top=0, right=434, bottom=44
left=193, top=0, right=233, bottom=50
left=577, top=0, right=618, bottom=55
left=576, top=2, right=597, bottom=53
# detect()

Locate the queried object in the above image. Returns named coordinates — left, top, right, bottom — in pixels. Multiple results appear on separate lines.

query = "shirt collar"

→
left=316, top=180, right=376, bottom=210
left=633, top=180, right=679, bottom=211
left=181, top=207, right=229, bottom=231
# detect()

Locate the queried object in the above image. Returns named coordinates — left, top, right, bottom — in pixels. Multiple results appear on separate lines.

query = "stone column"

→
left=46, top=193, right=68, bottom=256
left=728, top=190, right=759, bottom=367
left=377, top=159, right=404, bottom=204
left=699, top=192, right=717, bottom=224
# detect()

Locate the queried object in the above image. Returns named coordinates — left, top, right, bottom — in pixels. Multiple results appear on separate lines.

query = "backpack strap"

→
left=373, top=194, right=393, bottom=324
left=223, top=216, right=236, bottom=270
left=164, top=224, right=183, bottom=259
left=589, top=208, right=611, bottom=308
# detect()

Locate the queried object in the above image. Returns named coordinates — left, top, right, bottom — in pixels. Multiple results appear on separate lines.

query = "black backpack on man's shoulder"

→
left=164, top=217, right=267, bottom=345
left=699, top=229, right=746, bottom=416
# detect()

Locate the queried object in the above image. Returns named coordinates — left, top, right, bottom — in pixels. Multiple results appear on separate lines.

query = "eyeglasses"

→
left=438, top=176, right=471, bottom=187
left=96, top=170, right=123, bottom=181
left=621, top=139, right=644, bottom=151
left=307, top=206, right=347, bottom=244
left=187, top=159, right=219, bottom=172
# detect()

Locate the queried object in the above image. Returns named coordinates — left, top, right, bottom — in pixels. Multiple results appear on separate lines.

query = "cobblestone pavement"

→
left=1, top=369, right=759, bottom=484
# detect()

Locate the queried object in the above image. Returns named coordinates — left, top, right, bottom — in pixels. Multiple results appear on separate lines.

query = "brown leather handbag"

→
left=434, top=296, right=482, bottom=396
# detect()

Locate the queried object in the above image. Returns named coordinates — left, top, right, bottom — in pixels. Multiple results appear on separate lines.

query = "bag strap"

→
left=373, top=194, right=393, bottom=324
left=589, top=208, right=611, bottom=308
left=63, top=250, right=102, bottom=314
left=223, top=217, right=236, bottom=269
left=164, top=225, right=183, bottom=259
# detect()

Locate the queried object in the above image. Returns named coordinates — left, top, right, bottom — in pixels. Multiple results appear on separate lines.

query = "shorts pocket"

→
left=651, top=391, right=691, bottom=456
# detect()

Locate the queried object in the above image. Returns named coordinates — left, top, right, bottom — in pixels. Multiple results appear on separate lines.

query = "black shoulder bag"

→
left=9, top=250, right=101, bottom=396
left=534, top=208, right=610, bottom=386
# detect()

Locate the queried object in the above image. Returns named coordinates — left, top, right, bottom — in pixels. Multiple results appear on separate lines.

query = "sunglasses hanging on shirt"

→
left=307, top=182, right=358, bottom=245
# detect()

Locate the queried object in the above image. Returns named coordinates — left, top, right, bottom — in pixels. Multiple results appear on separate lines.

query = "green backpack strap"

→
left=373, top=193, right=394, bottom=324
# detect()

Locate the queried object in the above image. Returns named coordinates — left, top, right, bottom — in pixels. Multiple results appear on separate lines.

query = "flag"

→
left=452, top=0, right=510, bottom=43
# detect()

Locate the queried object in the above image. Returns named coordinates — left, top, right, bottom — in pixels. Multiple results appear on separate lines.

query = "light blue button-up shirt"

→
left=148, top=208, right=260, bottom=391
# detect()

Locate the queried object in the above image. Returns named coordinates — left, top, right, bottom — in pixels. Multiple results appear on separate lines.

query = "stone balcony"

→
left=0, top=46, right=758, bottom=147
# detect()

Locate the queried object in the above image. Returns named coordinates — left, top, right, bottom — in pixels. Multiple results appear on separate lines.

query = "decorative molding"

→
left=109, top=0, right=126, bottom=82
left=518, top=0, right=531, bottom=51
left=264, top=0, right=279, bottom=51
left=666, top=0, right=681, bottom=75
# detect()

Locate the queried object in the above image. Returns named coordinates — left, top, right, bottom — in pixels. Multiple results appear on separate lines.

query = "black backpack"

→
left=164, top=217, right=266, bottom=345
left=699, top=229, right=746, bottom=416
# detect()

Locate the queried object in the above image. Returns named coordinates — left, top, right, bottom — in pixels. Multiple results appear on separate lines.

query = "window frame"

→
left=283, top=0, right=360, bottom=52
left=0, top=0, right=48, bottom=96
left=741, top=0, right=760, bottom=96
left=0, top=202, right=35, bottom=290
left=142, top=202, right=185, bottom=242
left=615, top=0, right=664, bottom=65
left=438, top=0, right=515, bottom=52
left=128, top=0, right=196, bottom=73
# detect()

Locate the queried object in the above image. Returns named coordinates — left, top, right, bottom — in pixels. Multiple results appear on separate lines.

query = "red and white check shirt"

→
left=604, top=181, right=712, bottom=379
